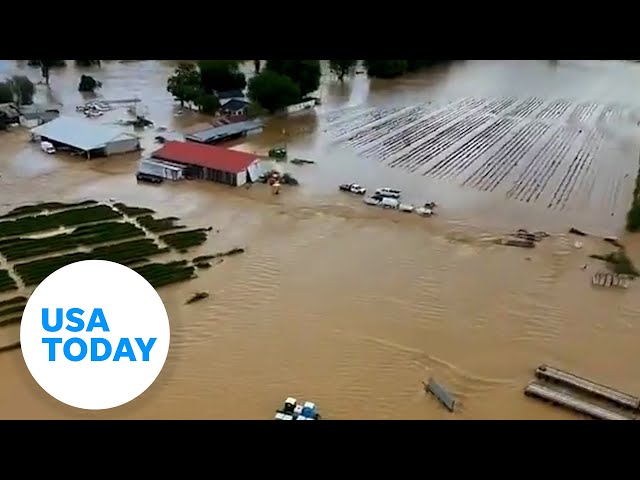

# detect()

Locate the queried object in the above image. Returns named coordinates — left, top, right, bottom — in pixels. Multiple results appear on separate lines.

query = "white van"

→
left=40, top=141, right=56, bottom=154
left=381, top=197, right=399, bottom=209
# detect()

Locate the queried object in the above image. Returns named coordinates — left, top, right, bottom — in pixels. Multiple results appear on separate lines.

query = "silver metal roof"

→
left=185, top=119, right=263, bottom=144
left=31, top=116, right=138, bottom=151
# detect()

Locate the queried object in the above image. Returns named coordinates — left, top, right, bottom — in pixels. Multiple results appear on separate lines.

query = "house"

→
left=185, top=119, right=263, bottom=145
left=151, top=141, right=263, bottom=187
left=217, top=90, right=245, bottom=102
left=30, top=116, right=140, bottom=158
left=220, top=98, right=250, bottom=117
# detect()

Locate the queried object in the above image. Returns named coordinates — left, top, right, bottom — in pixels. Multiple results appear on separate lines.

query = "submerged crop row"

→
left=113, top=203, right=155, bottom=217
left=0, top=221, right=146, bottom=261
left=0, top=270, right=17, bottom=293
left=0, top=200, right=98, bottom=219
left=14, top=238, right=169, bottom=286
left=137, top=215, right=185, bottom=233
left=0, top=205, right=122, bottom=239
left=160, top=229, right=208, bottom=250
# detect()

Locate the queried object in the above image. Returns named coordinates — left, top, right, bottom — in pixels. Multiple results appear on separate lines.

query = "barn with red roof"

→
left=150, top=141, right=263, bottom=187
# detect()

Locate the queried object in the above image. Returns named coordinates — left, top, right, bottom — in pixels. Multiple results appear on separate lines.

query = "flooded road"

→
left=1, top=60, right=640, bottom=419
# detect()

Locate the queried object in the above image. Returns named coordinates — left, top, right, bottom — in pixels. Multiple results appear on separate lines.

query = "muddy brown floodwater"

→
left=2, top=60, right=640, bottom=419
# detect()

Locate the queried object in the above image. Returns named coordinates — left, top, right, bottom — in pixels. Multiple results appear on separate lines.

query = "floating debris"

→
left=591, top=271, right=630, bottom=289
left=423, top=378, right=456, bottom=412
left=186, top=292, right=209, bottom=304
left=604, top=236, right=624, bottom=248
left=290, top=158, right=315, bottom=165
left=569, top=227, right=588, bottom=236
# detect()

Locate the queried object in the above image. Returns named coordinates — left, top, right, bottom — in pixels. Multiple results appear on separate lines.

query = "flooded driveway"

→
left=1, top=60, right=640, bottom=419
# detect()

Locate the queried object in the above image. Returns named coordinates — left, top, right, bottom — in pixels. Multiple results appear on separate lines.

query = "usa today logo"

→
left=20, top=260, right=170, bottom=410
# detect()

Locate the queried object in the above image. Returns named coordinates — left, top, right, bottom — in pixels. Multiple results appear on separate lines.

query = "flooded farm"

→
left=1, top=60, right=640, bottom=419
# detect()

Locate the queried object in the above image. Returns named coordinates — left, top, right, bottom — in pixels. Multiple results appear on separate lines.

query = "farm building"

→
left=30, top=116, right=140, bottom=158
left=137, top=158, right=187, bottom=181
left=151, top=141, right=263, bottom=187
left=217, top=90, right=246, bottom=102
left=220, top=98, right=250, bottom=117
left=185, top=119, right=263, bottom=145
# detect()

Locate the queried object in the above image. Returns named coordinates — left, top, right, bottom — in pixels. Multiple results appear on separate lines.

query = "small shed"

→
left=30, top=116, right=140, bottom=158
left=151, top=141, right=263, bottom=187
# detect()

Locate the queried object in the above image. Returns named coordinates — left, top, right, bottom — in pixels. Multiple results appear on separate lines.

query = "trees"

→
left=0, top=82, right=13, bottom=103
left=0, top=76, right=35, bottom=105
left=198, top=60, right=246, bottom=93
left=248, top=70, right=301, bottom=113
left=329, top=60, right=357, bottom=81
left=9, top=76, right=35, bottom=105
left=363, top=60, right=409, bottom=79
left=265, top=60, right=321, bottom=97
left=167, top=63, right=202, bottom=107
left=78, top=75, right=102, bottom=93
left=28, top=60, right=66, bottom=84
left=197, top=93, right=220, bottom=115
left=75, top=60, right=101, bottom=67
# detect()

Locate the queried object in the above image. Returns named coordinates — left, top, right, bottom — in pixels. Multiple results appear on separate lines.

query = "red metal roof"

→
left=151, top=141, right=257, bottom=174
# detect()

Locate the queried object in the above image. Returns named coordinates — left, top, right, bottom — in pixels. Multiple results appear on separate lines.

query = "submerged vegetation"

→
left=589, top=248, right=640, bottom=277
left=0, top=201, right=243, bottom=299
left=626, top=163, right=640, bottom=232
left=0, top=270, right=18, bottom=293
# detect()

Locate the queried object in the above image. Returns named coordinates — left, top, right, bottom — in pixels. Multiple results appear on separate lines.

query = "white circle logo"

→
left=20, top=260, right=170, bottom=410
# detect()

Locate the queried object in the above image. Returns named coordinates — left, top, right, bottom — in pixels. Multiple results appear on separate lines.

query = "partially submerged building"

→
left=220, top=98, right=250, bottom=117
left=151, top=141, right=263, bottom=187
left=30, top=116, right=141, bottom=158
left=185, top=119, right=263, bottom=145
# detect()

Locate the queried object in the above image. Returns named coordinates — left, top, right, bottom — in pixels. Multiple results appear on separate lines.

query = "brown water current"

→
left=1, top=60, right=640, bottom=419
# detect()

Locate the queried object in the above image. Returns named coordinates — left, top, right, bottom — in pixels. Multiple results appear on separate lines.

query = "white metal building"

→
left=137, top=158, right=186, bottom=181
left=31, top=116, right=140, bottom=158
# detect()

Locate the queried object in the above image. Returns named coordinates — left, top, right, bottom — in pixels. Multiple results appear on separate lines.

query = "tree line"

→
left=166, top=60, right=450, bottom=116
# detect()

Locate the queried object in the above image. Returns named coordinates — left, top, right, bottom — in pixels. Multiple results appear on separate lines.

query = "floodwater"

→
left=1, top=60, right=640, bottom=419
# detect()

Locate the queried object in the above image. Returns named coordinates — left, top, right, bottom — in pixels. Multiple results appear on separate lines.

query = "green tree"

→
left=363, top=60, right=409, bottom=79
left=75, top=60, right=101, bottom=67
left=265, top=60, right=320, bottom=97
left=78, top=75, right=102, bottom=92
left=167, top=63, right=202, bottom=107
left=196, top=93, right=220, bottom=115
left=248, top=70, right=301, bottom=113
left=0, top=82, right=13, bottom=103
left=198, top=60, right=246, bottom=93
left=329, top=60, right=357, bottom=81
left=9, top=75, right=35, bottom=105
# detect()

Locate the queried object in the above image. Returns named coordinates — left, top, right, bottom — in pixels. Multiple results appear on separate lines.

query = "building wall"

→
left=236, top=170, right=247, bottom=187
left=286, top=99, right=316, bottom=114
left=105, top=138, right=139, bottom=156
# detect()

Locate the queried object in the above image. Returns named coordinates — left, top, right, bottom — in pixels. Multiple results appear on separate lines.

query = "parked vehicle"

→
left=416, top=202, right=436, bottom=217
left=40, top=141, right=56, bottom=154
left=375, top=187, right=401, bottom=198
left=136, top=172, right=163, bottom=184
left=274, top=397, right=320, bottom=420
left=381, top=197, right=400, bottom=209
left=399, top=203, right=414, bottom=212
left=364, top=196, right=382, bottom=206
left=339, top=183, right=366, bottom=194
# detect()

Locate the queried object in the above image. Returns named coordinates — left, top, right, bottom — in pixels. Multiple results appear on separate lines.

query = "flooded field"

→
left=1, top=60, right=640, bottom=419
